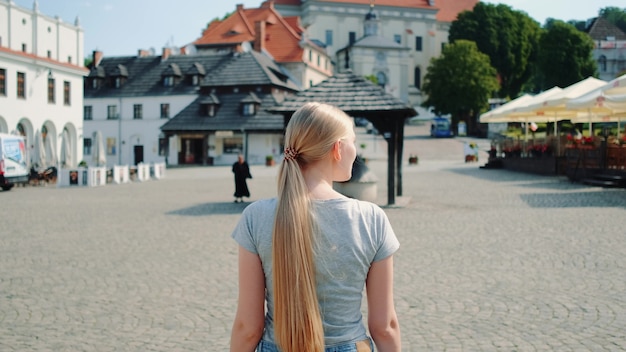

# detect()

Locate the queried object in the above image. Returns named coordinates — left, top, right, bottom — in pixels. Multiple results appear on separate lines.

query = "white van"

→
left=0, top=133, right=29, bottom=191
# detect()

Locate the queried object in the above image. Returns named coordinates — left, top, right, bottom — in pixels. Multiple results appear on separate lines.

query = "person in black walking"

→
left=232, top=154, right=252, bottom=203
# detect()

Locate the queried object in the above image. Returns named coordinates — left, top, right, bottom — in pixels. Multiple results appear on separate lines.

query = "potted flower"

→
left=408, top=154, right=418, bottom=165
left=265, top=155, right=275, bottom=166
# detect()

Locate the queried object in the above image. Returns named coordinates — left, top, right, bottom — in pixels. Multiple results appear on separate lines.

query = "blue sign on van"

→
left=430, top=117, right=454, bottom=138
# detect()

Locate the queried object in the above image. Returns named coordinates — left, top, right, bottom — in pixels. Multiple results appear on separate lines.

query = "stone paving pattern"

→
left=1, top=125, right=625, bottom=351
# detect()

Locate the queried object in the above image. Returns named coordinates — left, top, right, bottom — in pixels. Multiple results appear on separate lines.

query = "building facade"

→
left=0, top=0, right=87, bottom=167
left=84, top=49, right=299, bottom=167
left=193, top=1, right=332, bottom=88
left=273, top=0, right=478, bottom=107
left=586, top=17, right=626, bottom=82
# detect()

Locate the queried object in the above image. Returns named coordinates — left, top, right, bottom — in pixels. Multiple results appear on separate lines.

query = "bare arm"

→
left=366, top=255, right=401, bottom=352
left=230, top=246, right=266, bottom=351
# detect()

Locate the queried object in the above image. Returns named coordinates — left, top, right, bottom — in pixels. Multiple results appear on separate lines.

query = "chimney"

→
left=137, top=49, right=151, bottom=57
left=254, top=21, right=266, bottom=53
left=236, top=4, right=244, bottom=11
left=92, top=50, right=103, bottom=67
left=162, top=47, right=171, bottom=61
left=261, top=0, right=274, bottom=9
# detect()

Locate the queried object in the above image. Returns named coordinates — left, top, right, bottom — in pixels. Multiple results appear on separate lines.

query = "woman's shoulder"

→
left=243, top=198, right=277, bottom=216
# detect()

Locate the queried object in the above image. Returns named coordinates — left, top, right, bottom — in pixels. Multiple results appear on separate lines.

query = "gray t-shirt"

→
left=231, top=197, right=399, bottom=347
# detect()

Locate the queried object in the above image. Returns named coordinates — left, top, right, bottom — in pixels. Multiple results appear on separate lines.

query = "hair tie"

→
left=284, top=147, right=299, bottom=161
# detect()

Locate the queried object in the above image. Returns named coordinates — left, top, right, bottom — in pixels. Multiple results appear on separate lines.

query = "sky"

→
left=12, top=0, right=626, bottom=58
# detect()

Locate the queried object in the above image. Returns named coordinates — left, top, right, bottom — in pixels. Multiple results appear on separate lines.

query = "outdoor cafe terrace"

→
left=481, top=74, right=626, bottom=188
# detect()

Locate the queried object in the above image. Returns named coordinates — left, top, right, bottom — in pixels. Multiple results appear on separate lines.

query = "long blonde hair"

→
left=273, top=102, right=353, bottom=352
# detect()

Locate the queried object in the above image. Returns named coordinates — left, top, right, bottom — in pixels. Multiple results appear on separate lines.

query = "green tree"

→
left=421, top=40, right=499, bottom=135
left=537, top=21, right=597, bottom=89
left=449, top=3, right=541, bottom=99
left=600, top=7, right=626, bottom=33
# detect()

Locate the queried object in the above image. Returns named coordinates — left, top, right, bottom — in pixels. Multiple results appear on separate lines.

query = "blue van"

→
left=0, top=133, right=29, bottom=191
left=430, top=116, right=454, bottom=138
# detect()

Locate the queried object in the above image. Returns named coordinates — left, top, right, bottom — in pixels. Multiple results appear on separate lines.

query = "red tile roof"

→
left=273, top=0, right=478, bottom=22
left=194, top=2, right=310, bottom=63
left=0, top=46, right=89, bottom=73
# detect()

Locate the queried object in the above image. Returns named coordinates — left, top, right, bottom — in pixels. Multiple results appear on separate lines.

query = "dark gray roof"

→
left=198, top=93, right=220, bottom=104
left=267, top=71, right=416, bottom=117
left=88, top=65, right=105, bottom=78
left=160, top=92, right=286, bottom=133
left=111, top=64, right=129, bottom=77
left=162, top=63, right=182, bottom=77
left=187, top=62, right=206, bottom=76
left=85, top=51, right=299, bottom=98
left=240, top=92, right=262, bottom=104
left=203, top=50, right=300, bottom=90
left=586, top=17, right=626, bottom=40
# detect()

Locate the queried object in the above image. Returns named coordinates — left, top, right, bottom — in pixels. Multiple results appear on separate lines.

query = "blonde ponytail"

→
left=272, top=102, right=353, bottom=352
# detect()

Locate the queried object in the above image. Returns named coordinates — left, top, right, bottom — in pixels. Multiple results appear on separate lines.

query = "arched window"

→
left=414, top=67, right=421, bottom=89
left=599, top=55, right=607, bottom=72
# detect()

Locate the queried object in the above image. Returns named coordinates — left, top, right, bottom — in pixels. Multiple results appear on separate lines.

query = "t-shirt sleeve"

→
left=372, top=206, right=400, bottom=262
left=231, top=208, right=258, bottom=255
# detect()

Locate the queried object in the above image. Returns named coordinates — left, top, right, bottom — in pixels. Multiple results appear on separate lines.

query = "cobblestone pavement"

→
left=1, top=125, right=625, bottom=351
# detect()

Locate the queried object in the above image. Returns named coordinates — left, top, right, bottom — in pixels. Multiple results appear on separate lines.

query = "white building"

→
left=84, top=49, right=299, bottom=167
left=586, top=17, right=626, bottom=82
left=0, top=0, right=87, bottom=167
left=273, top=0, right=478, bottom=107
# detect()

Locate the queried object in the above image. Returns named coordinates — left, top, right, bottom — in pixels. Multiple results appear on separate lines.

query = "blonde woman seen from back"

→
left=230, top=102, right=401, bottom=352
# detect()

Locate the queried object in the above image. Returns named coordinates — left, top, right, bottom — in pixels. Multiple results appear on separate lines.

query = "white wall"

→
left=0, top=0, right=87, bottom=168
left=83, top=95, right=199, bottom=167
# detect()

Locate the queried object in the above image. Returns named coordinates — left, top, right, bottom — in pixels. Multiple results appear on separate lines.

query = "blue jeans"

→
left=257, top=338, right=373, bottom=352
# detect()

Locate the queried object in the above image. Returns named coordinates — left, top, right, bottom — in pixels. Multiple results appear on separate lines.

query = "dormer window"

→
left=109, top=64, right=128, bottom=89
left=242, top=103, right=256, bottom=116
left=87, top=65, right=105, bottom=90
left=199, top=93, right=220, bottom=117
left=240, top=92, right=262, bottom=116
left=187, top=62, right=206, bottom=86
left=206, top=104, right=216, bottom=117
left=162, top=63, right=182, bottom=87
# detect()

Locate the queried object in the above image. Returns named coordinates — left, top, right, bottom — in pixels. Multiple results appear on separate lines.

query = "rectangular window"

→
left=158, top=137, right=168, bottom=156
left=223, top=137, right=243, bottom=154
left=349, top=32, right=356, bottom=45
left=106, top=138, right=116, bottom=155
left=160, top=103, right=170, bottom=119
left=441, top=42, right=446, bottom=52
left=394, top=34, right=401, bottom=44
left=325, top=30, right=333, bottom=46
left=0, top=68, right=6, bottom=96
left=47, top=50, right=51, bottom=58
left=415, top=36, right=423, bottom=51
left=17, top=72, right=25, bottom=98
left=84, top=106, right=93, bottom=120
left=47, top=78, right=55, bottom=103
left=21, top=43, right=27, bottom=52
left=133, top=104, right=143, bottom=119
left=67, top=56, right=72, bottom=64
left=83, top=138, right=92, bottom=155
left=63, top=81, right=71, bottom=105
left=107, top=105, right=118, bottom=119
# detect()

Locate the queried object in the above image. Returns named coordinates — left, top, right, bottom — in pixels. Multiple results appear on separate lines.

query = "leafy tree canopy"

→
left=537, top=21, right=597, bottom=89
left=421, top=40, right=499, bottom=131
left=449, top=3, right=541, bottom=100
